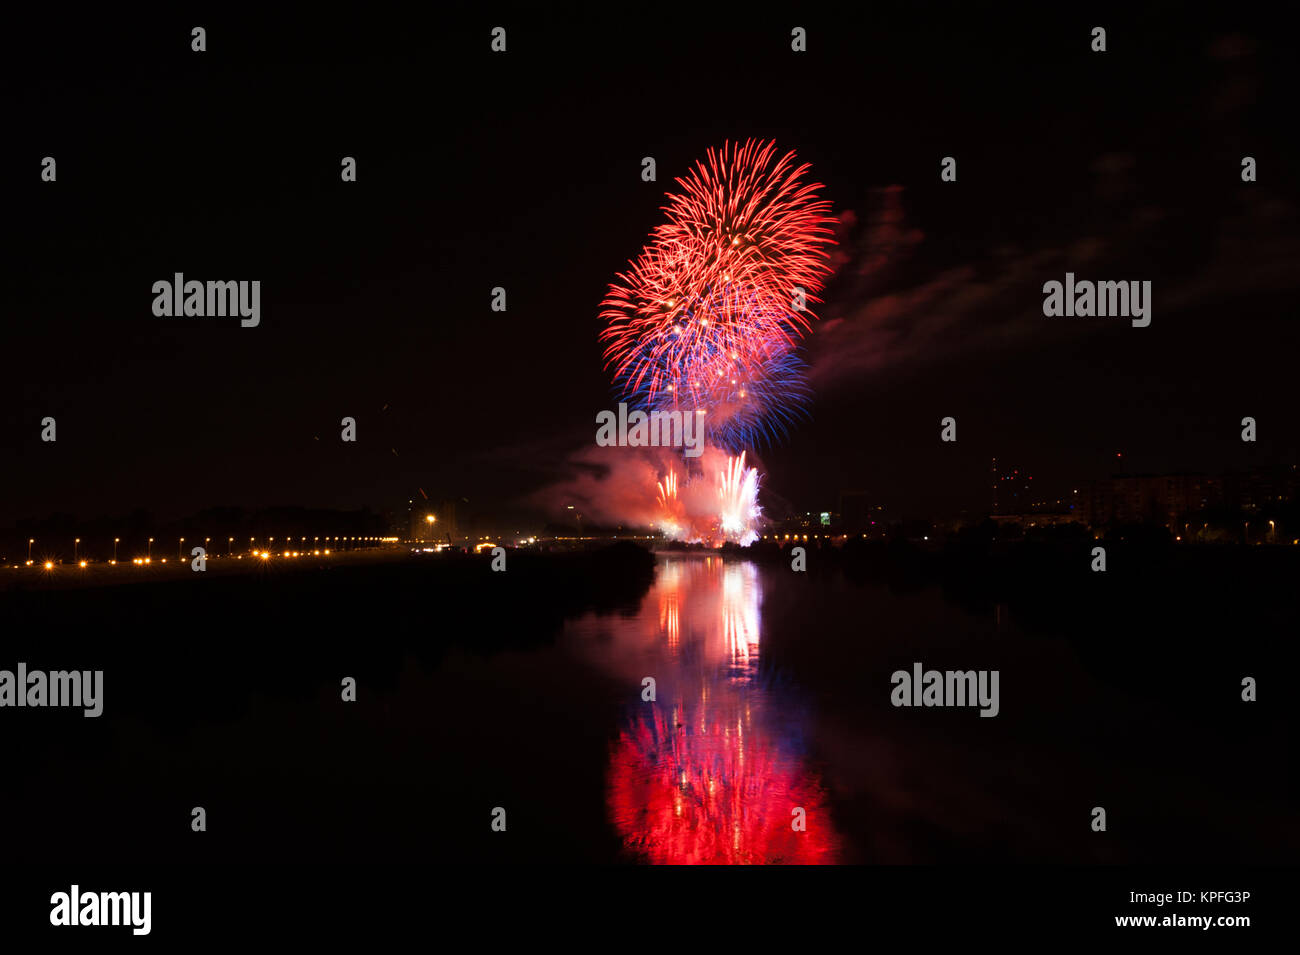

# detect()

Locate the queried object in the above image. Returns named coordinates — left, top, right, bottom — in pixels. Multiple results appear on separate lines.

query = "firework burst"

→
left=600, top=139, right=836, bottom=435
left=598, top=140, right=835, bottom=544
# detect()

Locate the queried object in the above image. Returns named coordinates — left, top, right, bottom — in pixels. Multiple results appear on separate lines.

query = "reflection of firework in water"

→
left=608, top=703, right=836, bottom=864
left=599, top=140, right=835, bottom=544
left=601, top=560, right=838, bottom=864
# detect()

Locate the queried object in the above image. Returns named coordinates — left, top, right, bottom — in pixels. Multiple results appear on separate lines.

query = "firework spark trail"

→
left=598, top=140, right=834, bottom=543
left=656, top=468, right=677, bottom=509
left=656, top=468, right=684, bottom=540
left=600, top=139, right=836, bottom=438
left=718, top=452, right=761, bottom=547
left=655, top=140, right=837, bottom=317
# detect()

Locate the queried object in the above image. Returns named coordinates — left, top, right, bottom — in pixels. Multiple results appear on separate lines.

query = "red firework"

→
left=600, top=140, right=837, bottom=413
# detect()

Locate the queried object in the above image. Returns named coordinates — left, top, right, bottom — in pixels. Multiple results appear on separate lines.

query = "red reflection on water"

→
left=609, top=703, right=837, bottom=864
left=603, top=559, right=838, bottom=864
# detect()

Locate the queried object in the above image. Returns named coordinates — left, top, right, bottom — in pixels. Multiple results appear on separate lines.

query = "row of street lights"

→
left=22, top=535, right=393, bottom=562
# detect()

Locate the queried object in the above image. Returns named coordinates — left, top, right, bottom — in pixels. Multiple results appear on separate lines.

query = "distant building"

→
left=1222, top=466, right=1297, bottom=513
left=987, top=464, right=1294, bottom=533
left=839, top=490, right=885, bottom=532
left=990, top=512, right=1081, bottom=528
left=1086, top=473, right=1225, bottom=528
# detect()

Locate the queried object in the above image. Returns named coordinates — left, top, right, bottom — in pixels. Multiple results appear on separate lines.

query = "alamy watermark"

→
left=152, top=274, right=260, bottom=327
left=0, top=663, right=103, bottom=717
left=50, top=885, right=150, bottom=935
left=891, top=662, right=999, bottom=717
left=596, top=403, right=704, bottom=457
left=1043, top=272, right=1151, bottom=327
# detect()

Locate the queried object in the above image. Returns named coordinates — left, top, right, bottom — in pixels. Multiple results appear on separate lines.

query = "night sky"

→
left=5, top=8, right=1297, bottom=530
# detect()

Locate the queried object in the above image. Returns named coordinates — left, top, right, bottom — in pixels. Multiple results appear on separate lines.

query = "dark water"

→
left=3, top=549, right=1293, bottom=865
left=562, top=554, right=1296, bottom=865
left=564, top=556, right=838, bottom=863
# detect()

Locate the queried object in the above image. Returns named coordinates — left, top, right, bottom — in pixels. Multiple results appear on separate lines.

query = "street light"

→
left=74, top=538, right=80, bottom=561
left=28, top=539, right=34, bottom=561
left=179, top=537, right=185, bottom=559
left=229, top=537, right=234, bottom=556
left=114, top=538, right=120, bottom=561
left=148, top=537, right=154, bottom=559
